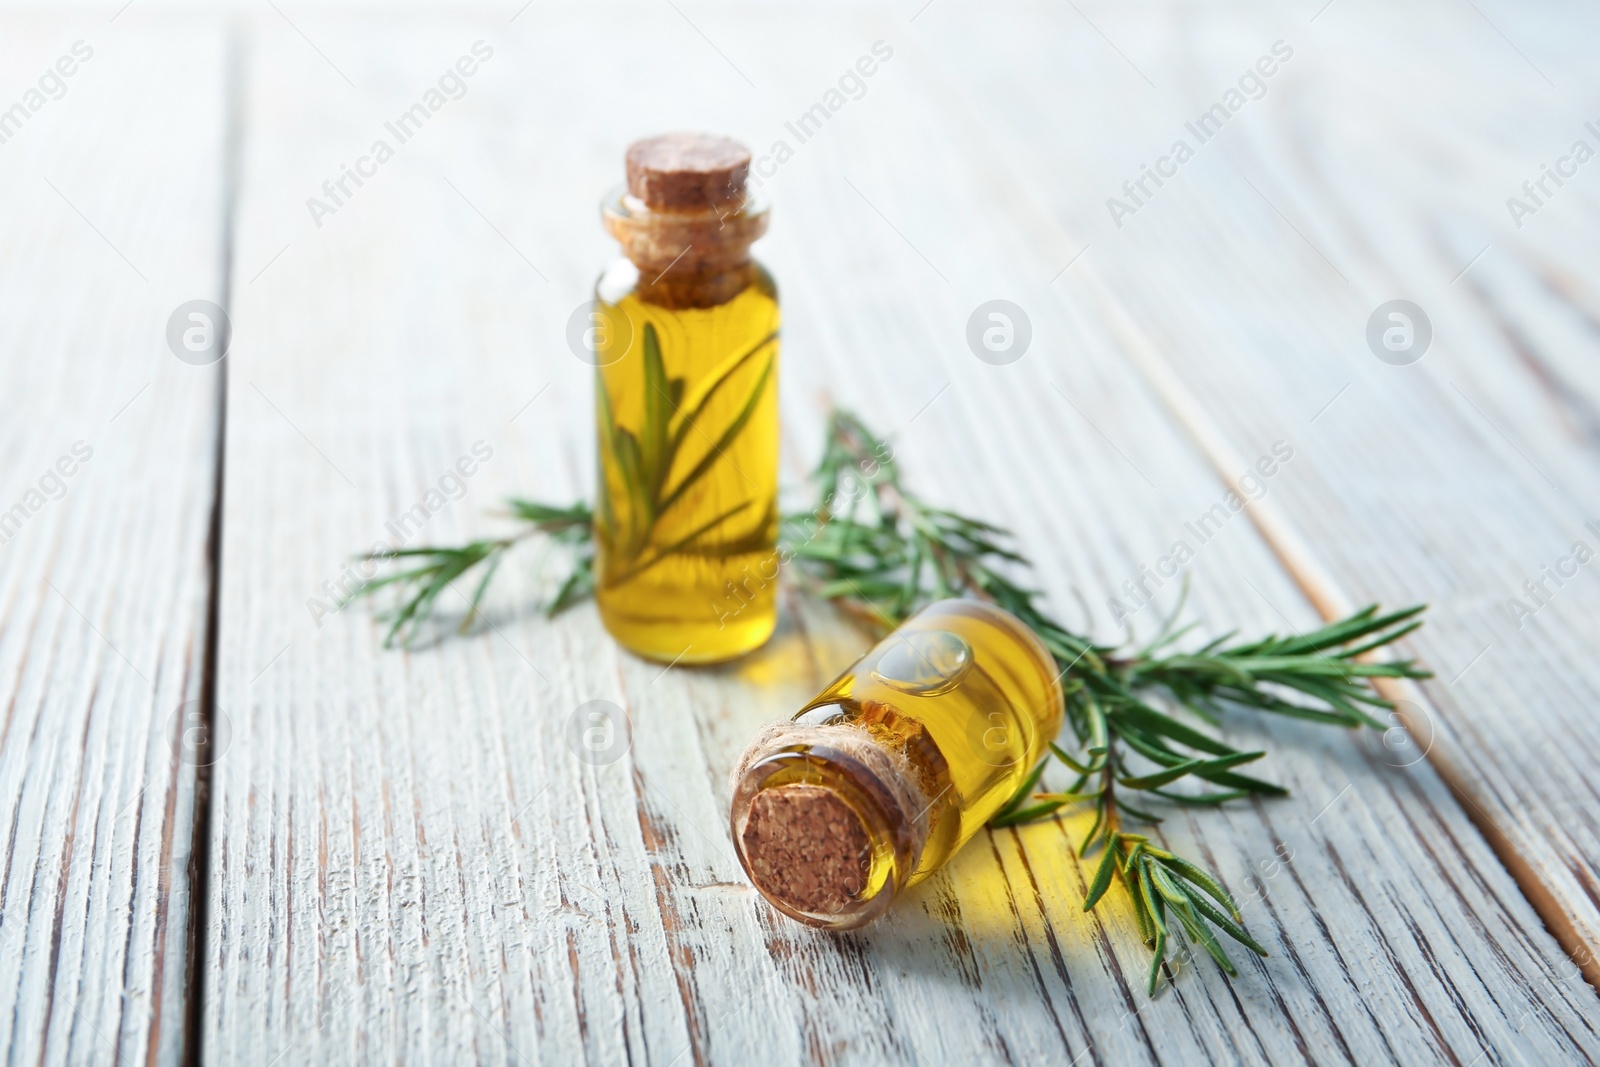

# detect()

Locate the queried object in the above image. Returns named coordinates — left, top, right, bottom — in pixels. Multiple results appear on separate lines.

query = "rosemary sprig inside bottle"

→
left=355, top=408, right=1428, bottom=992
left=595, top=321, right=778, bottom=589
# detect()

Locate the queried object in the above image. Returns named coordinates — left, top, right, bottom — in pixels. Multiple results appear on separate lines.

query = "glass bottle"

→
left=590, top=133, right=780, bottom=664
left=729, top=599, right=1064, bottom=928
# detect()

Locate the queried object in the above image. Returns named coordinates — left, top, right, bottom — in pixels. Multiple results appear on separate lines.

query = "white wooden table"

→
left=5, top=2, right=1600, bottom=1063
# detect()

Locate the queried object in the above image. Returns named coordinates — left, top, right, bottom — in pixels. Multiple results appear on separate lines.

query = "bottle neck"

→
left=633, top=259, right=755, bottom=310
left=602, top=190, right=769, bottom=310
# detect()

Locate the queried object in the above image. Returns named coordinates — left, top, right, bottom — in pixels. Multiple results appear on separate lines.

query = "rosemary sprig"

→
left=354, top=408, right=1429, bottom=993
left=598, top=322, right=777, bottom=576
left=356, top=499, right=592, bottom=647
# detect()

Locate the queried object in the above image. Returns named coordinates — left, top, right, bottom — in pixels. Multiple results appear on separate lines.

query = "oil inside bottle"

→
left=592, top=257, right=780, bottom=662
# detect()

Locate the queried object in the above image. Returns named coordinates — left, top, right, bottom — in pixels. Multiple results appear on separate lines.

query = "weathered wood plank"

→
left=910, top=0, right=1600, bottom=987
left=0, top=15, right=228, bottom=1065
left=206, top=6, right=1600, bottom=1065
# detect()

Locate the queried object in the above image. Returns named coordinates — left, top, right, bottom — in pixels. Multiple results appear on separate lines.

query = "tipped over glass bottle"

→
left=590, top=132, right=781, bottom=664
left=729, top=599, right=1064, bottom=928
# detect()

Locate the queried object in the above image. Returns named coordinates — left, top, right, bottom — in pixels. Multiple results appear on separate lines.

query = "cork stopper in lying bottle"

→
left=728, top=719, right=931, bottom=929
left=604, top=132, right=769, bottom=310
left=740, top=784, right=872, bottom=915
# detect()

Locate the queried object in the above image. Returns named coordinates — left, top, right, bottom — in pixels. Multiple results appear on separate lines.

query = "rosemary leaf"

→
left=988, top=800, right=1070, bottom=827
left=1083, top=837, right=1120, bottom=911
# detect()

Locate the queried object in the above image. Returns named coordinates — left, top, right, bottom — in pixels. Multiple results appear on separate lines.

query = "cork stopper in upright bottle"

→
left=625, top=132, right=751, bottom=212
left=605, top=132, right=768, bottom=310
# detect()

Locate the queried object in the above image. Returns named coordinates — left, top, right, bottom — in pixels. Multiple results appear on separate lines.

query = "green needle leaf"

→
left=668, top=329, right=779, bottom=455
left=1117, top=750, right=1265, bottom=790
left=1083, top=837, right=1120, bottom=911
left=641, top=323, right=672, bottom=501
left=1179, top=884, right=1270, bottom=957
left=988, top=799, right=1069, bottom=827
left=1148, top=931, right=1167, bottom=996
left=1049, top=741, right=1093, bottom=775
left=1158, top=855, right=1243, bottom=919
left=656, top=355, right=774, bottom=519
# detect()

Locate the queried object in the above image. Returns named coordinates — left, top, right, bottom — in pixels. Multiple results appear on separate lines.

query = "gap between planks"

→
left=180, top=24, right=244, bottom=1067
left=1073, top=259, right=1600, bottom=995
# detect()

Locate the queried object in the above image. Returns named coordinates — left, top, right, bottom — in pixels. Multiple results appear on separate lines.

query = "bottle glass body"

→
left=731, top=599, right=1064, bottom=927
left=591, top=254, right=780, bottom=663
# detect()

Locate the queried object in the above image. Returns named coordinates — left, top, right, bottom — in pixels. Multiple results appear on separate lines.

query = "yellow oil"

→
left=790, top=600, right=1063, bottom=888
left=591, top=261, right=780, bottom=663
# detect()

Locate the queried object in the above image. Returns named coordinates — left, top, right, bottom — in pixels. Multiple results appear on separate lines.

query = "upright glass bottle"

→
left=591, top=133, right=780, bottom=663
left=729, top=599, right=1064, bottom=928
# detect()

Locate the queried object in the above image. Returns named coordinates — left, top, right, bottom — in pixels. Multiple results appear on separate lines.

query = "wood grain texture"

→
left=0, top=15, right=227, bottom=1066
left=200, top=6, right=1600, bottom=1065
left=908, top=0, right=1600, bottom=986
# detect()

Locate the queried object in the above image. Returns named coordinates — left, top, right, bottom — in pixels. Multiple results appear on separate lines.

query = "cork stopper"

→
left=728, top=720, right=932, bottom=928
left=604, top=132, right=768, bottom=310
left=740, top=784, right=871, bottom=915
left=625, top=132, right=751, bottom=212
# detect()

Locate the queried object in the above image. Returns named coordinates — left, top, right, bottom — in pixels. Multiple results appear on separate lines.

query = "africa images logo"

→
left=306, top=41, right=495, bottom=228
left=1106, top=40, right=1294, bottom=228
